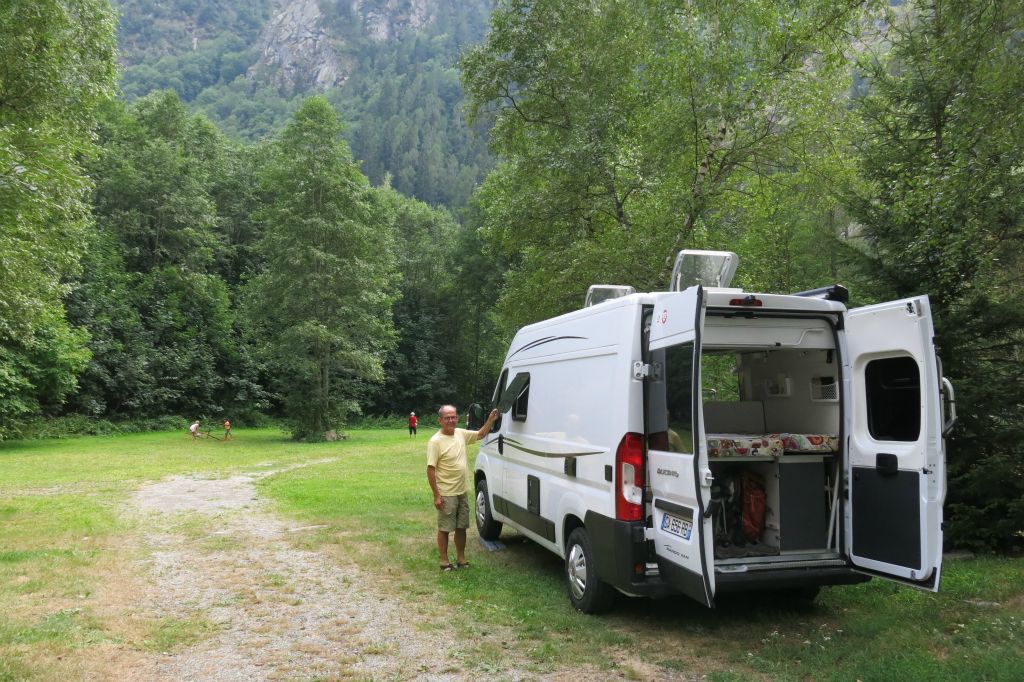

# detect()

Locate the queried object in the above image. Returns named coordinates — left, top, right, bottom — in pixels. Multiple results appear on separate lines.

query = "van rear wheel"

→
left=565, top=528, right=616, bottom=614
left=475, top=478, right=502, bottom=540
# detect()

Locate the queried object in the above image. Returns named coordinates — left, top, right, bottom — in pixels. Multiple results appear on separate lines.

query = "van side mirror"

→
left=467, top=403, right=484, bottom=430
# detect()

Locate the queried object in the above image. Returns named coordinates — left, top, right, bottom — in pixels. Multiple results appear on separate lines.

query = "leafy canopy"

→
left=246, top=97, right=399, bottom=438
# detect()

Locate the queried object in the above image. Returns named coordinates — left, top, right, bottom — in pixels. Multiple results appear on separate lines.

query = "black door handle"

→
left=498, top=434, right=504, bottom=455
left=876, top=452, right=898, bottom=476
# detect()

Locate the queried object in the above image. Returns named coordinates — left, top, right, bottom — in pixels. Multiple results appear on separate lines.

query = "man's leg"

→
left=436, top=530, right=450, bottom=565
left=454, top=493, right=469, bottom=565
left=454, top=528, right=467, bottom=565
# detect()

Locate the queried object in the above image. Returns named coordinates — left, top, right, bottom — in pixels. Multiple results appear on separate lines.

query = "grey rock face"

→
left=252, top=0, right=438, bottom=93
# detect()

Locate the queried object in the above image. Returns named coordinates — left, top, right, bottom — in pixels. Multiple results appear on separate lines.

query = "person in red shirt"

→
left=408, top=412, right=418, bottom=437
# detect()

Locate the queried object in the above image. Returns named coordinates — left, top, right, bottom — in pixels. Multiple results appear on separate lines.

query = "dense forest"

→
left=114, top=0, right=494, bottom=208
left=1, top=0, right=1022, bottom=550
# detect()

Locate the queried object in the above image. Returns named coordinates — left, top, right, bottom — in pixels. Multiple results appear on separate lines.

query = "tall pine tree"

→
left=846, top=0, right=1024, bottom=550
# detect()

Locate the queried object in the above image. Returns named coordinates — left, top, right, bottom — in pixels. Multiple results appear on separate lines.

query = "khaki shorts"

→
left=437, top=493, right=470, bottom=532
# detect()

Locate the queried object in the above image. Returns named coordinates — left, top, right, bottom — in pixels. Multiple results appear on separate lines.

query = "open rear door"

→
left=645, top=287, right=715, bottom=606
left=845, top=297, right=945, bottom=590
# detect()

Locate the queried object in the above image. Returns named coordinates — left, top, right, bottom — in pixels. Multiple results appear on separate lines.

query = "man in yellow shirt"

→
left=427, top=404, right=497, bottom=571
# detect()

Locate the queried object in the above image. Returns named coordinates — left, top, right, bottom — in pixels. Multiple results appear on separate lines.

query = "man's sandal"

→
left=440, top=563, right=454, bottom=572
left=456, top=561, right=471, bottom=568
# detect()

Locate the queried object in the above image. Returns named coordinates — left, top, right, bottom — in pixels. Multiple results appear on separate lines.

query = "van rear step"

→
left=716, top=558, right=847, bottom=573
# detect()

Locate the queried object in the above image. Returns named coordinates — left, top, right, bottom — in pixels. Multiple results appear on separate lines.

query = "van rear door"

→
left=645, top=287, right=715, bottom=606
left=845, top=296, right=945, bottom=590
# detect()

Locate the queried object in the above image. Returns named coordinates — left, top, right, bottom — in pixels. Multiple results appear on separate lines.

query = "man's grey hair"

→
left=438, top=404, right=456, bottom=418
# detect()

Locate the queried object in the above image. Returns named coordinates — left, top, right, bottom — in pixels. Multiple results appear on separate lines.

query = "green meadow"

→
left=1, top=428, right=1022, bottom=681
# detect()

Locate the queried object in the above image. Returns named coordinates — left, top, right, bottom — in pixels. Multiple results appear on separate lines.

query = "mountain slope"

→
left=115, top=0, right=493, bottom=207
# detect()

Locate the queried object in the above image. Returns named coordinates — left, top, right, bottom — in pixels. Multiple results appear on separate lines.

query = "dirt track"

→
left=92, top=463, right=703, bottom=681
left=120, top=463, right=479, bottom=681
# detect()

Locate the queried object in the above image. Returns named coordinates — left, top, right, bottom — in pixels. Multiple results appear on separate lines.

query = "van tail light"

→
left=616, top=432, right=645, bottom=521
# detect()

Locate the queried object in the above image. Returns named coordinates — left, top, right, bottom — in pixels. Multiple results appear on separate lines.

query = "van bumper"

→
left=715, top=566, right=870, bottom=592
left=584, top=512, right=677, bottom=598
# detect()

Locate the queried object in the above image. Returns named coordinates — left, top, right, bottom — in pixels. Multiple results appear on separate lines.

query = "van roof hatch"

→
left=584, top=285, right=636, bottom=307
left=669, top=250, right=738, bottom=290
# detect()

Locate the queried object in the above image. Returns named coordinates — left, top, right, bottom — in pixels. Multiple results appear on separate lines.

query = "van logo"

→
left=657, top=468, right=679, bottom=477
left=659, top=309, right=668, bottom=324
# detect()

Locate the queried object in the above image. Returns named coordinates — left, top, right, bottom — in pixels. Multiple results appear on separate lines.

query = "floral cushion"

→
left=773, top=433, right=839, bottom=453
left=707, top=434, right=784, bottom=458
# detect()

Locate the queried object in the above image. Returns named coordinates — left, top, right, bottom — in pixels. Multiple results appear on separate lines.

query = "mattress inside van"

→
left=706, top=432, right=838, bottom=457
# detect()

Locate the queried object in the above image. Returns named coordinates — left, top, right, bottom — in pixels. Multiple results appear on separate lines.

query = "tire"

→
left=475, top=478, right=503, bottom=540
left=564, top=527, right=616, bottom=614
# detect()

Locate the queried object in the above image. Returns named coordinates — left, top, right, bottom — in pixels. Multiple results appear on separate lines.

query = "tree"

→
left=246, top=97, right=398, bottom=438
left=366, top=189, right=461, bottom=416
left=461, top=0, right=865, bottom=325
left=74, top=93, right=267, bottom=420
left=844, top=0, right=1024, bottom=550
left=0, top=0, right=117, bottom=436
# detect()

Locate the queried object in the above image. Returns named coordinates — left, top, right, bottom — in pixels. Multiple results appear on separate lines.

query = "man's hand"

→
left=433, top=494, right=443, bottom=510
left=477, top=408, right=500, bottom=439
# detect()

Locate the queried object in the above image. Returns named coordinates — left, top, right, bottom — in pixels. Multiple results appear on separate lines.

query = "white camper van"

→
left=473, top=250, right=955, bottom=613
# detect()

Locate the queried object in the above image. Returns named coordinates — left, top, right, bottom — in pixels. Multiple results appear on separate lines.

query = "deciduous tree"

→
left=0, top=0, right=117, bottom=436
left=462, top=0, right=865, bottom=324
left=246, top=97, right=398, bottom=438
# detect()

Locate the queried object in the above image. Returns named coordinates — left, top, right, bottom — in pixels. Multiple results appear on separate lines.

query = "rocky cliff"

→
left=253, top=0, right=438, bottom=92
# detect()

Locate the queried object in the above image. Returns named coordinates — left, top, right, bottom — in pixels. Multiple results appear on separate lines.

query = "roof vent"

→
left=669, top=250, right=739, bottom=291
left=584, top=285, right=636, bottom=307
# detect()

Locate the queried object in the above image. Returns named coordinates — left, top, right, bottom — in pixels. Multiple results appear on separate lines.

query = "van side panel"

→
left=495, top=299, right=645, bottom=556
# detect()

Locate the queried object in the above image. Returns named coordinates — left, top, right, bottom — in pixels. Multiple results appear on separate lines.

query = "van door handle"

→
left=876, top=453, right=898, bottom=476
left=498, top=434, right=504, bottom=455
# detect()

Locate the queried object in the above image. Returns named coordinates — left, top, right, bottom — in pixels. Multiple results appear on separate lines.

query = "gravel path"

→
left=121, top=463, right=481, bottom=681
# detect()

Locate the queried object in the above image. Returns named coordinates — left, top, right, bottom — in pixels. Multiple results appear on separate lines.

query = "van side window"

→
left=664, top=343, right=695, bottom=453
left=865, top=356, right=920, bottom=441
left=646, top=342, right=695, bottom=453
left=512, top=374, right=530, bottom=421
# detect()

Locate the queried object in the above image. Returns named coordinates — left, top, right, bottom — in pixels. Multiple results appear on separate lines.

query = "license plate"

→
left=661, top=511, right=693, bottom=541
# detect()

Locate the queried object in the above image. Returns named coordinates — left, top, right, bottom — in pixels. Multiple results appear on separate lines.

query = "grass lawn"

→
left=1, top=427, right=1022, bottom=680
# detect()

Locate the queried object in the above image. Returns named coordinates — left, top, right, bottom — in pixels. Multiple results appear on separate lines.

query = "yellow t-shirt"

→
left=427, top=428, right=478, bottom=496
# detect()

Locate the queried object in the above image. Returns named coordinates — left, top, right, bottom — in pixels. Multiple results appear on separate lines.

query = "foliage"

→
left=114, top=0, right=493, bottom=209
left=72, top=92, right=270, bottom=421
left=365, top=190, right=460, bottom=415
left=844, top=0, right=1024, bottom=551
left=446, top=208, right=512, bottom=404
left=245, top=97, right=399, bottom=439
left=0, top=0, right=118, bottom=438
left=461, top=0, right=866, bottom=326
left=20, top=414, right=186, bottom=439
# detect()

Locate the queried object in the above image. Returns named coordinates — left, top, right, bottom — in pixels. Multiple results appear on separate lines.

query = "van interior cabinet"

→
left=709, top=456, right=832, bottom=558
left=777, top=458, right=829, bottom=552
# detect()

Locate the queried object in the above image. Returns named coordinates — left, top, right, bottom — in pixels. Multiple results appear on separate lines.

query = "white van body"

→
left=474, top=278, right=953, bottom=612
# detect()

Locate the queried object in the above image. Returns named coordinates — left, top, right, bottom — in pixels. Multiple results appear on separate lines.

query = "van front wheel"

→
left=565, top=528, right=616, bottom=614
left=475, top=478, right=502, bottom=540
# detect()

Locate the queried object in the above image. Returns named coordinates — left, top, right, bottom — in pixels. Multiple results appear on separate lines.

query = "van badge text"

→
left=657, top=468, right=679, bottom=477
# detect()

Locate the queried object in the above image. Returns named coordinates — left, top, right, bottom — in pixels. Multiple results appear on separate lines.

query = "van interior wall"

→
left=702, top=317, right=840, bottom=436
left=740, top=349, right=840, bottom=434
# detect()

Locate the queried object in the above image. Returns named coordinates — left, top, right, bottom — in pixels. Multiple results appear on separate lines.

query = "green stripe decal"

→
left=503, top=438, right=603, bottom=458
